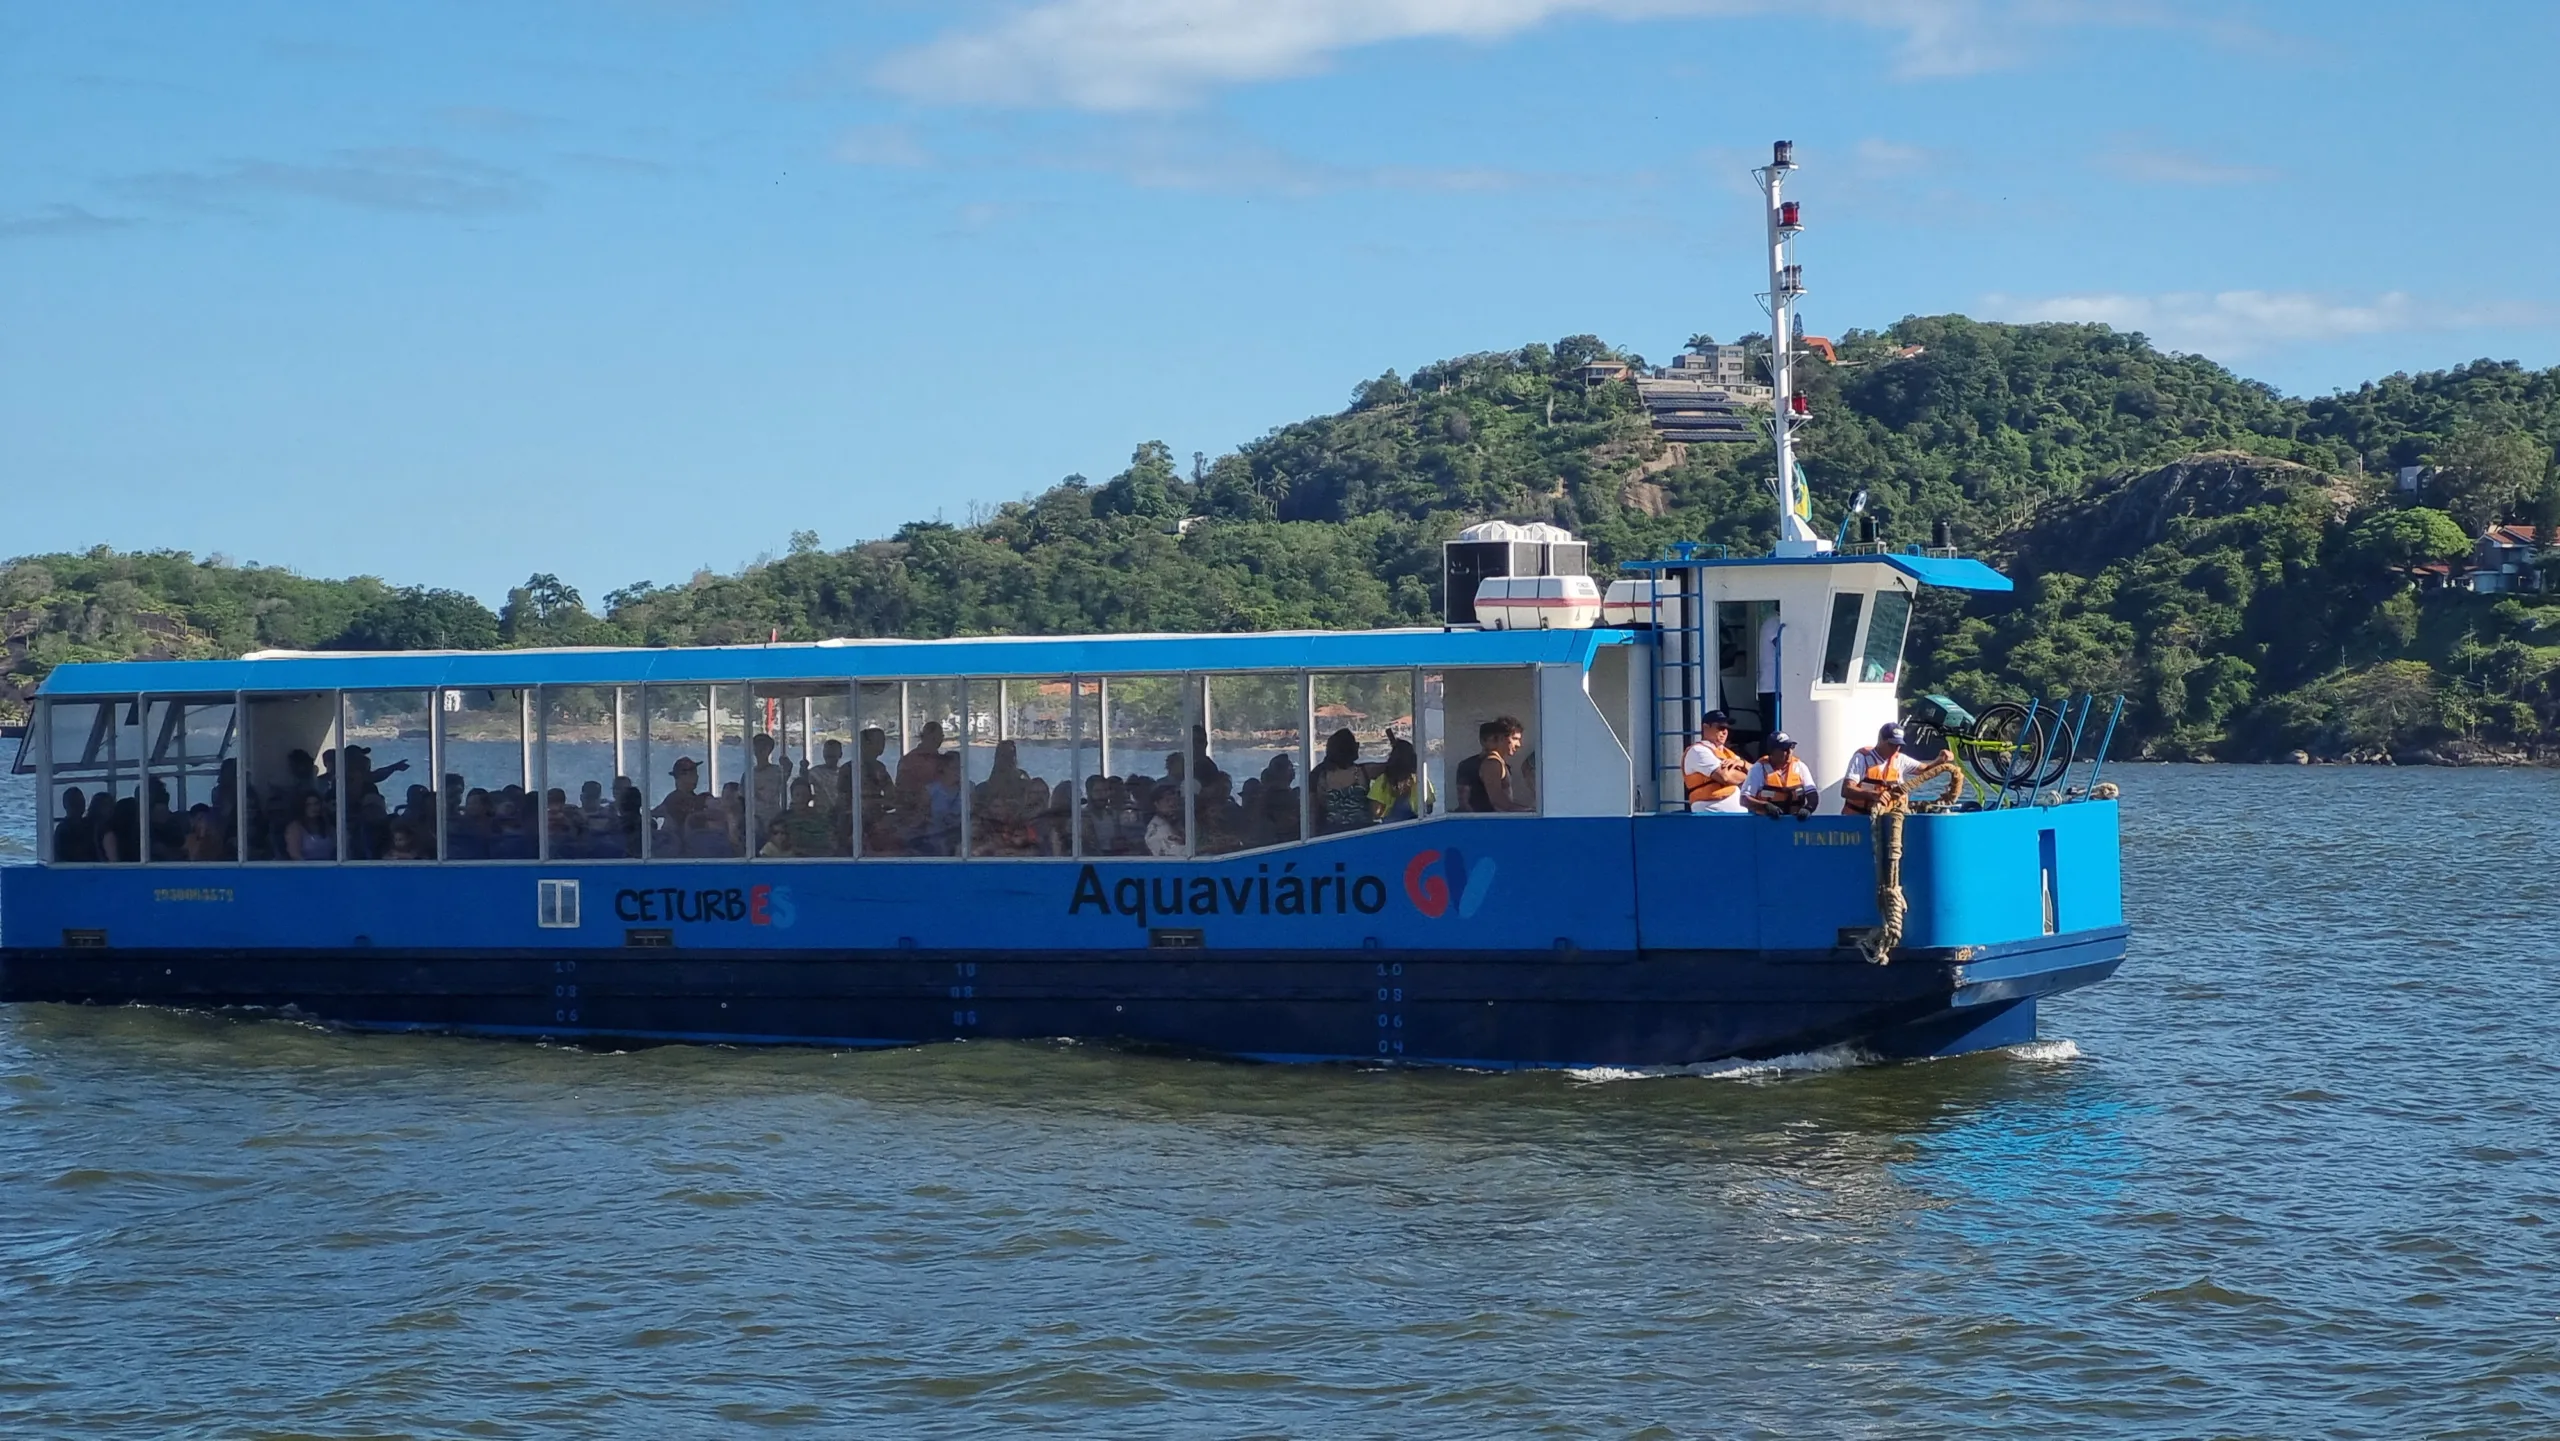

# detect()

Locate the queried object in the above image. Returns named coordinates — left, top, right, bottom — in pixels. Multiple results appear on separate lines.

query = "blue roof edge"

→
left=34, top=627, right=1634, bottom=698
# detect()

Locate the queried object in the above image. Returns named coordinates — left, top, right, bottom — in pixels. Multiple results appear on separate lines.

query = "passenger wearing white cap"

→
left=1742, top=734, right=1818, bottom=818
left=1842, top=721, right=1925, bottom=817
left=1682, top=711, right=1750, bottom=814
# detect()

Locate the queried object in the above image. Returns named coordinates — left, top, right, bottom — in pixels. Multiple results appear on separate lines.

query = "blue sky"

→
left=5, top=0, right=2556, bottom=604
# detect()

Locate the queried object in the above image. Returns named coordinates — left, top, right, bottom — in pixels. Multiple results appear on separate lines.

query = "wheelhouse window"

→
left=1819, top=592, right=1867, bottom=686
left=1860, top=589, right=1914, bottom=686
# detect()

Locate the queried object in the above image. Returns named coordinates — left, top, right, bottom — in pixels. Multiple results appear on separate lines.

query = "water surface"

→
left=3, top=765, right=2556, bottom=1438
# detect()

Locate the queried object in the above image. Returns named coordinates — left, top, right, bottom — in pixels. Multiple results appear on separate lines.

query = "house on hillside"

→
left=1573, top=359, right=1634, bottom=384
left=2470, top=524, right=2542, bottom=594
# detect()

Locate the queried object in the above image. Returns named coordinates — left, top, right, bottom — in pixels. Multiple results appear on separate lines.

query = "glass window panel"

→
left=443, top=688, right=530, bottom=861
left=644, top=685, right=714, bottom=858
left=1820, top=592, right=1866, bottom=686
left=1860, top=590, right=1914, bottom=686
left=43, top=699, right=143, bottom=864
left=749, top=683, right=851, bottom=858
left=539, top=686, right=625, bottom=860
left=1200, top=674, right=1301, bottom=855
left=141, top=696, right=236, bottom=861
left=1442, top=668, right=1538, bottom=814
left=243, top=693, right=340, bottom=862
left=1105, top=675, right=1189, bottom=857
left=965, top=678, right=1074, bottom=858
left=343, top=692, right=433, bottom=861
left=1313, top=671, right=1419, bottom=832
left=887, top=679, right=961, bottom=856
left=853, top=681, right=902, bottom=856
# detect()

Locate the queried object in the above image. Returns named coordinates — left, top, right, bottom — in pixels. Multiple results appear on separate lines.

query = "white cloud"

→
left=835, top=124, right=932, bottom=168
left=871, top=0, right=2123, bottom=111
left=2097, top=145, right=2276, bottom=186
left=1981, top=289, right=2529, bottom=358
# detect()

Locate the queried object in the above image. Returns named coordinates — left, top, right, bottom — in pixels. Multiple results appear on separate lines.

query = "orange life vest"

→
left=1684, top=743, right=1745, bottom=804
left=1753, top=759, right=1809, bottom=806
left=1841, top=752, right=1906, bottom=816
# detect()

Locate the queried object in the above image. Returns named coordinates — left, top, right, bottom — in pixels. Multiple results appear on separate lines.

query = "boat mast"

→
left=1757, top=140, right=1826, bottom=556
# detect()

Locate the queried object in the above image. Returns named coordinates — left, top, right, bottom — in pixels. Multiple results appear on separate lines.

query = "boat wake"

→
left=1567, top=1044, right=1875, bottom=1084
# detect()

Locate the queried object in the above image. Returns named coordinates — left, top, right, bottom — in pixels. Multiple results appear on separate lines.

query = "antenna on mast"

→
left=1755, top=140, right=1828, bottom=556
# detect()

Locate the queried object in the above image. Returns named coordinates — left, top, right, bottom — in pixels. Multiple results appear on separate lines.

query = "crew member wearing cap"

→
left=1742, top=733, right=1818, bottom=818
left=1841, top=722, right=1924, bottom=816
left=1681, top=711, right=1750, bottom=814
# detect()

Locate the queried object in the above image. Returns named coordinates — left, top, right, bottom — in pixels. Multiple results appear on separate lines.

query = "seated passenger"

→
left=489, top=796, right=536, bottom=860
left=1841, top=722, right=1925, bottom=816
left=1741, top=733, right=1819, bottom=819
left=896, top=722, right=946, bottom=821
left=449, top=789, right=494, bottom=860
left=385, top=821, right=430, bottom=861
left=579, top=780, right=612, bottom=827
left=545, top=788, right=585, bottom=855
left=1682, top=710, right=1751, bottom=814
left=683, top=808, right=735, bottom=857
left=285, top=793, right=336, bottom=861
left=1195, top=771, right=1247, bottom=855
left=52, top=789, right=99, bottom=863
left=1369, top=740, right=1425, bottom=823
left=1310, top=729, right=1369, bottom=834
left=920, top=752, right=963, bottom=855
left=182, top=805, right=225, bottom=862
left=1455, top=716, right=1530, bottom=813
left=758, top=817, right=796, bottom=858
left=1143, top=785, right=1186, bottom=857
left=779, top=776, right=834, bottom=857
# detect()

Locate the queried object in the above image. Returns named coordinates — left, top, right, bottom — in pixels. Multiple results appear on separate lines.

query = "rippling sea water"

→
left=3, top=763, right=2556, bottom=1438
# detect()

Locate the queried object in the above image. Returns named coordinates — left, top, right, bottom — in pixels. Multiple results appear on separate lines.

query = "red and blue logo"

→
left=1404, top=847, right=1496, bottom=919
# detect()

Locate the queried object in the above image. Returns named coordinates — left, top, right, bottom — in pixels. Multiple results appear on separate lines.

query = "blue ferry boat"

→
left=0, top=540, right=2124, bottom=1067
left=0, top=140, right=2125, bottom=1067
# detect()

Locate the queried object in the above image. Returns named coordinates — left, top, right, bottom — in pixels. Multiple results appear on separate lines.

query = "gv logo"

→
left=1403, top=849, right=1497, bottom=920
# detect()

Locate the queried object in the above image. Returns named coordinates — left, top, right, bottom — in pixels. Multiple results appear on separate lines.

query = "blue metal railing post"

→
left=2084, top=694, right=2126, bottom=795
left=2001, top=696, right=2043, bottom=809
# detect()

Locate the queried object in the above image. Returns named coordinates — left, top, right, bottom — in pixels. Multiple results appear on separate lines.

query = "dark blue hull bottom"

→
left=0, top=928, right=2121, bottom=1068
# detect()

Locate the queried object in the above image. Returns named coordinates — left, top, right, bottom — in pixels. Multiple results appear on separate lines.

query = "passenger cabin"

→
left=11, top=548, right=2008, bottom=871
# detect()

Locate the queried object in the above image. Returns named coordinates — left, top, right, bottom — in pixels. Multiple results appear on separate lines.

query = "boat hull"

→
left=0, top=807, right=2126, bottom=1067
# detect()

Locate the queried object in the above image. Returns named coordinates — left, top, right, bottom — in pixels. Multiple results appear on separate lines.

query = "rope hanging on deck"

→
left=1859, top=759, right=1965, bottom=966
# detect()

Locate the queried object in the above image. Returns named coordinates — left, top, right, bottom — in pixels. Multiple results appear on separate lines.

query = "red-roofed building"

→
left=2473, top=524, right=2543, bottom=594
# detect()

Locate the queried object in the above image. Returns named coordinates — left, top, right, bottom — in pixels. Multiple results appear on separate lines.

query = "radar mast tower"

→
left=1756, top=140, right=1828, bottom=556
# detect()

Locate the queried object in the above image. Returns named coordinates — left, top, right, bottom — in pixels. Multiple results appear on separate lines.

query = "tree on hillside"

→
left=2343, top=507, right=2470, bottom=581
left=336, top=587, right=500, bottom=651
left=1685, top=334, right=1717, bottom=354
left=500, top=573, right=605, bottom=646
left=2428, top=424, right=2545, bottom=532
left=1093, top=441, right=1190, bottom=521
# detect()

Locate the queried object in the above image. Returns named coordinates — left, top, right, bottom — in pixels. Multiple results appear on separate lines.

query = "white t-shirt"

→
left=1681, top=740, right=1748, bottom=813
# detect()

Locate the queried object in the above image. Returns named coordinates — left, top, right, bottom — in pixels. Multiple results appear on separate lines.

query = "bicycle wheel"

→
left=1962, top=702, right=2054, bottom=791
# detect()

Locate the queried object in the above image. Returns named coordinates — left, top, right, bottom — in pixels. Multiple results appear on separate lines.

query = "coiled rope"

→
left=1859, top=759, right=1965, bottom=965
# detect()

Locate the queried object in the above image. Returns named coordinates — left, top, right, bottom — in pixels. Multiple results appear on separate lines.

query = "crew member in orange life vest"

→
left=1681, top=710, right=1750, bottom=814
left=1841, top=721, right=1925, bottom=816
left=1741, top=733, right=1819, bottom=818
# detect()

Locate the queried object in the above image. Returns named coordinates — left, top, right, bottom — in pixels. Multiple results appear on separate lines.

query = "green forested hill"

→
left=8, top=318, right=2558, bottom=761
